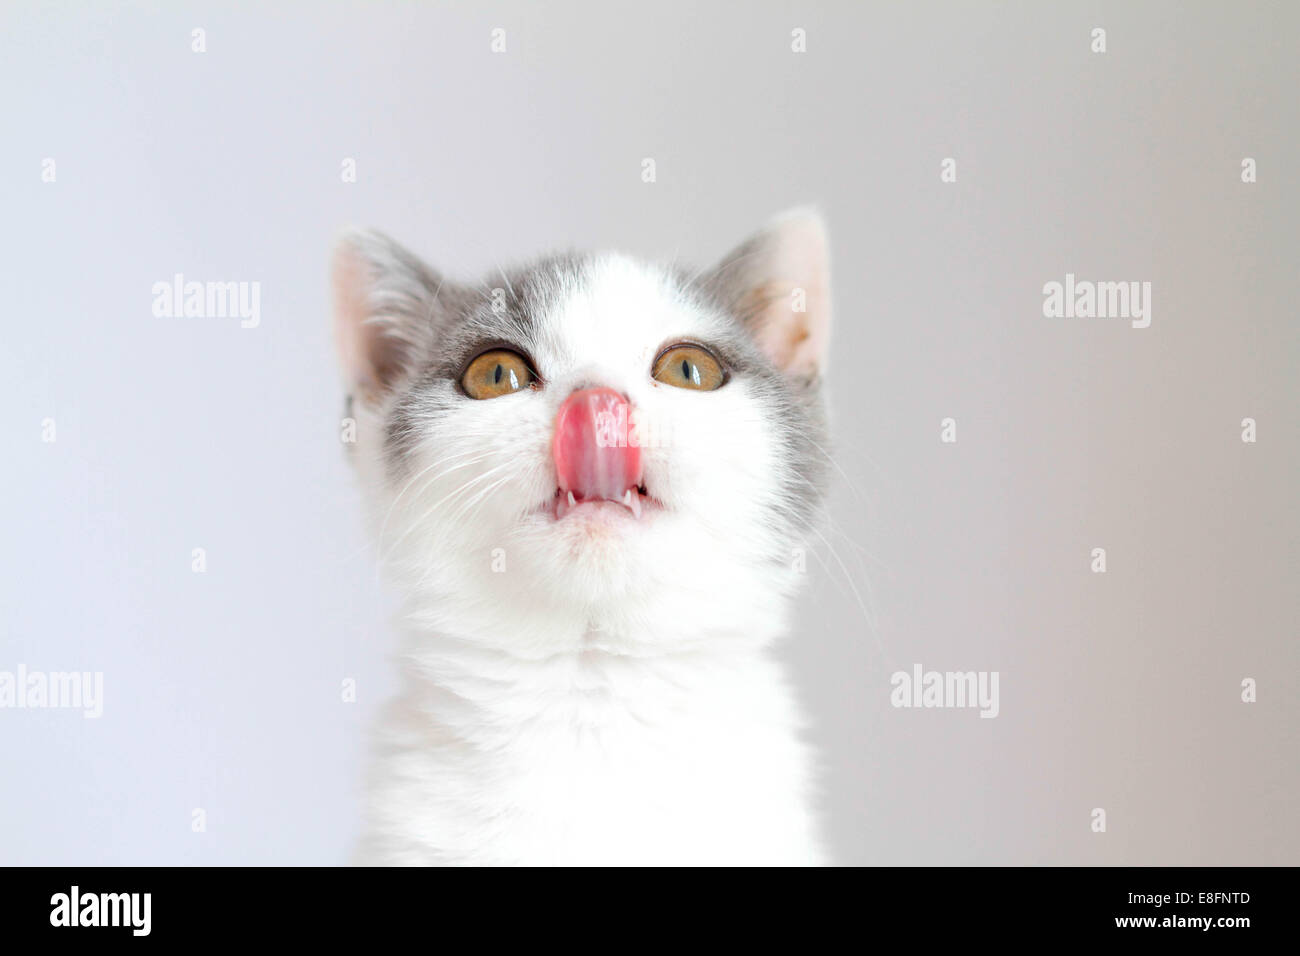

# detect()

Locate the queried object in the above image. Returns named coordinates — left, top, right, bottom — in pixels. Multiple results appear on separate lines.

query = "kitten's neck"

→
left=401, top=619, right=774, bottom=681
left=393, top=618, right=784, bottom=736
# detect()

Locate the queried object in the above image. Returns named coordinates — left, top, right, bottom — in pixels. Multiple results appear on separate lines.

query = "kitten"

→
left=331, top=209, right=833, bottom=865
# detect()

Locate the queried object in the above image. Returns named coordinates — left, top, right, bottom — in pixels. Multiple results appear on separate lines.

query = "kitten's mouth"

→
left=549, top=386, right=655, bottom=522
left=551, top=483, right=654, bottom=521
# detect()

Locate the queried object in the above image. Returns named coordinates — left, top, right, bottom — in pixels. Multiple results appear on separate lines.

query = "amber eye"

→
left=651, top=345, right=725, bottom=391
left=462, top=349, right=536, bottom=399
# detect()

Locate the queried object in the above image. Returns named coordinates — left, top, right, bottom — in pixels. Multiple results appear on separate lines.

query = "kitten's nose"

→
left=552, top=387, right=642, bottom=501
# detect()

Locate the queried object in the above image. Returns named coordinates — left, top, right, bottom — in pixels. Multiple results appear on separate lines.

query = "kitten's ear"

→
left=703, top=208, right=831, bottom=384
left=331, top=229, right=447, bottom=402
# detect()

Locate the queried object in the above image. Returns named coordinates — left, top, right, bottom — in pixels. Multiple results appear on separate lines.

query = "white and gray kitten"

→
left=331, top=209, right=833, bottom=865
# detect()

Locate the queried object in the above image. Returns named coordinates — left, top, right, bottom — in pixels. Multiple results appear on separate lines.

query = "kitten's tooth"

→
left=567, top=491, right=577, bottom=508
left=623, top=489, right=634, bottom=509
left=627, top=490, right=642, bottom=519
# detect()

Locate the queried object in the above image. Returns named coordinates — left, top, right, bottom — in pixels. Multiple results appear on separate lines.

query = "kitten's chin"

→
left=505, top=492, right=672, bottom=607
left=530, top=493, right=663, bottom=572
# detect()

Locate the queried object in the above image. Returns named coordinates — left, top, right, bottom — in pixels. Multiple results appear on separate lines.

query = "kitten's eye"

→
left=462, top=350, right=536, bottom=399
left=651, top=345, right=725, bottom=391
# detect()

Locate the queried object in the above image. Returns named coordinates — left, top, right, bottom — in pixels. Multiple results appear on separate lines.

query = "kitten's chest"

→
left=485, top=714, right=775, bottom=864
left=367, top=665, right=819, bottom=865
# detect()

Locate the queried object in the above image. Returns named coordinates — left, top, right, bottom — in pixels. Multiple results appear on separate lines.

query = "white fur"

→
left=341, top=242, right=828, bottom=866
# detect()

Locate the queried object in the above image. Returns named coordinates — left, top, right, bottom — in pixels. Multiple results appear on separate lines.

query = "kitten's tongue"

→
left=552, top=387, right=641, bottom=502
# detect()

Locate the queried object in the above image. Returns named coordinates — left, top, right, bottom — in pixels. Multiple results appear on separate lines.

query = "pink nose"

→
left=553, top=387, right=642, bottom=501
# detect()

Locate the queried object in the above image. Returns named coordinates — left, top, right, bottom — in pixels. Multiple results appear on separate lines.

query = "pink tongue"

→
left=553, top=387, right=641, bottom=501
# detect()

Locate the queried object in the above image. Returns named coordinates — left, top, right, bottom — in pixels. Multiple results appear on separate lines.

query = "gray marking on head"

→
left=382, top=254, right=593, bottom=475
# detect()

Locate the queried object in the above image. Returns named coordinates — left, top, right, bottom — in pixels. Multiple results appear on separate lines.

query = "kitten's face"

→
left=333, top=212, right=831, bottom=653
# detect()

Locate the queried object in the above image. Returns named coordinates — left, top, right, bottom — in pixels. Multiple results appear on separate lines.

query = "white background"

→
left=1, top=1, right=1296, bottom=864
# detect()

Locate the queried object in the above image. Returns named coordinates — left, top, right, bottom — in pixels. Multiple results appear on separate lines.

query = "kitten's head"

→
left=332, top=210, right=832, bottom=655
